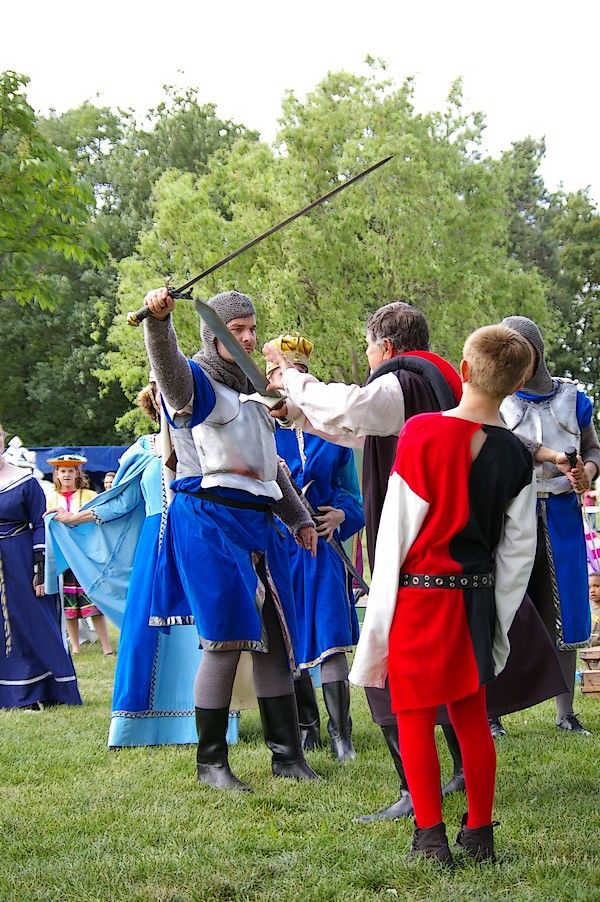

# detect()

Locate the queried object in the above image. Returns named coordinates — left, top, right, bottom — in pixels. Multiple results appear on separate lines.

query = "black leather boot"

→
left=322, top=680, right=356, bottom=762
left=489, top=716, right=507, bottom=738
left=456, top=813, right=498, bottom=862
left=195, top=707, right=252, bottom=792
left=356, top=724, right=414, bottom=823
left=409, top=822, right=454, bottom=867
left=257, top=694, right=320, bottom=780
left=441, top=723, right=465, bottom=796
left=294, top=670, right=322, bottom=751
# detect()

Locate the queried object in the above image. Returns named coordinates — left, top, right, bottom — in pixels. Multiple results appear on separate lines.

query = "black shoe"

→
left=294, top=670, right=323, bottom=752
left=557, top=713, right=592, bottom=736
left=456, top=813, right=498, bottom=862
left=257, top=694, right=320, bottom=780
left=195, top=707, right=252, bottom=792
left=410, top=822, right=454, bottom=867
left=441, top=769, right=465, bottom=797
left=489, top=717, right=507, bottom=739
left=322, top=680, right=356, bottom=762
left=356, top=789, right=414, bottom=824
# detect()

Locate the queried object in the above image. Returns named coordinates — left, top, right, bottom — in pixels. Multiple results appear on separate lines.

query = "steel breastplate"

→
left=191, top=378, right=281, bottom=499
left=501, top=380, right=580, bottom=495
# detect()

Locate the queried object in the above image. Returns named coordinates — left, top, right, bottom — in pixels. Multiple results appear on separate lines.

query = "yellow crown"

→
left=265, top=332, right=314, bottom=375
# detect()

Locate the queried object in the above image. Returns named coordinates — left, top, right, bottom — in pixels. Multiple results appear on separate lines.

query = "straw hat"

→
left=46, top=454, right=88, bottom=468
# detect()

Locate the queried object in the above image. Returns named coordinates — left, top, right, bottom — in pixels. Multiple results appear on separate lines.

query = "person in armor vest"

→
left=264, top=301, right=568, bottom=822
left=142, top=286, right=319, bottom=792
left=499, top=315, right=600, bottom=736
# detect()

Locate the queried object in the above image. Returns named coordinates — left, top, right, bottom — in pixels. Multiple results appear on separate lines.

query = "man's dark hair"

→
left=366, top=301, right=429, bottom=352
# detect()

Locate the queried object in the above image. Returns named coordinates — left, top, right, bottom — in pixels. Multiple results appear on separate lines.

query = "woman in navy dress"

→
left=0, top=426, right=81, bottom=710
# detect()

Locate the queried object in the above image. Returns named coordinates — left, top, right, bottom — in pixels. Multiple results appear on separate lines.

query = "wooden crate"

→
left=580, top=646, right=600, bottom=670
left=580, top=669, right=600, bottom=696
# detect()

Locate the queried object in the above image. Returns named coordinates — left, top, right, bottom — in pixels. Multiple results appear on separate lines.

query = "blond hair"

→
left=52, top=468, right=90, bottom=492
left=463, top=325, right=532, bottom=399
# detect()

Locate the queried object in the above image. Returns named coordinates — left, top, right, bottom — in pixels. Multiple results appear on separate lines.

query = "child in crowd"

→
left=350, top=324, right=536, bottom=866
left=590, top=573, right=600, bottom=647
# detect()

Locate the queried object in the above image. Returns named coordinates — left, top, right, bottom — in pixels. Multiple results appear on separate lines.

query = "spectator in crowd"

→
left=45, top=456, right=113, bottom=656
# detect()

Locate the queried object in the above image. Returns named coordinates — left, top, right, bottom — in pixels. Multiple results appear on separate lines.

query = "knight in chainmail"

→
left=500, top=315, right=600, bottom=736
left=143, top=287, right=319, bottom=790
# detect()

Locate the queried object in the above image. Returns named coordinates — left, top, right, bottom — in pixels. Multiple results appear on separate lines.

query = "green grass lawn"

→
left=1, top=640, right=599, bottom=902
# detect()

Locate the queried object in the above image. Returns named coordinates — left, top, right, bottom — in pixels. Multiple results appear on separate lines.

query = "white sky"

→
left=4, top=0, right=599, bottom=201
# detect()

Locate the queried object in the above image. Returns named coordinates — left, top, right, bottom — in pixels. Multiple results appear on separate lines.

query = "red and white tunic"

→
left=350, top=413, right=536, bottom=712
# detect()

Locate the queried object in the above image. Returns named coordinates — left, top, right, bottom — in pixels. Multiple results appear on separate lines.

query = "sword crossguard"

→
left=127, top=288, right=193, bottom=327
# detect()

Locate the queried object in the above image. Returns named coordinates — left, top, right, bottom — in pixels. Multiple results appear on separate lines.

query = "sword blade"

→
left=176, top=155, right=393, bottom=295
left=127, top=155, right=393, bottom=326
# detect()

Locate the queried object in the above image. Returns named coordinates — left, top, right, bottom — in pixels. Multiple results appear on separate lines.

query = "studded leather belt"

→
left=400, top=572, right=494, bottom=589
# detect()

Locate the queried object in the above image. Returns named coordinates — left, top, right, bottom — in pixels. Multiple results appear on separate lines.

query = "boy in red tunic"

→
left=350, top=325, right=536, bottom=865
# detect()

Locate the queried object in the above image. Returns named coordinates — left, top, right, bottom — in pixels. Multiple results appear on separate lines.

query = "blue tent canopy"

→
left=31, top=446, right=128, bottom=476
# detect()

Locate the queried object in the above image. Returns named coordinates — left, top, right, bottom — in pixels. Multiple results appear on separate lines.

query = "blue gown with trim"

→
left=150, top=362, right=300, bottom=668
left=274, top=428, right=364, bottom=668
left=46, top=437, right=203, bottom=745
left=0, top=473, right=81, bottom=708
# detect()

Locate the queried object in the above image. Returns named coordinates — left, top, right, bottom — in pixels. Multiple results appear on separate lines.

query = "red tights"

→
left=396, top=686, right=496, bottom=829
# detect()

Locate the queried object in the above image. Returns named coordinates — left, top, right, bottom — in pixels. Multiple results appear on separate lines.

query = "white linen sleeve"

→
left=282, top=370, right=406, bottom=439
left=492, top=476, right=537, bottom=674
left=349, top=471, right=429, bottom=688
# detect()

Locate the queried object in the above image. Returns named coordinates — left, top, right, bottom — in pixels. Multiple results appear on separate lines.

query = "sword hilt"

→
left=127, top=290, right=192, bottom=327
left=565, top=446, right=578, bottom=469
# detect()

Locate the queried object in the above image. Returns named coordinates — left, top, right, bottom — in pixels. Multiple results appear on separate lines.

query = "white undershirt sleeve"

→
left=349, top=471, right=429, bottom=688
left=492, top=477, right=537, bottom=674
left=282, top=370, right=406, bottom=440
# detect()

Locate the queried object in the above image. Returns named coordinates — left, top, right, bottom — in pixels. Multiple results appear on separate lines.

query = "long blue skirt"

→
left=287, top=534, right=359, bottom=668
left=0, top=531, right=81, bottom=708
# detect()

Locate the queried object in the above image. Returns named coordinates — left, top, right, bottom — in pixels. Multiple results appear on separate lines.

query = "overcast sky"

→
left=4, top=0, right=598, bottom=200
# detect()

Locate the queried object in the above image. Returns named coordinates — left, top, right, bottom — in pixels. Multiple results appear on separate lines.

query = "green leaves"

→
left=0, top=71, right=105, bottom=310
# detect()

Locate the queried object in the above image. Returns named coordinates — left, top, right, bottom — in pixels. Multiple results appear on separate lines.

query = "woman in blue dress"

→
left=0, top=425, right=81, bottom=710
left=266, top=334, right=365, bottom=761
left=45, top=385, right=203, bottom=745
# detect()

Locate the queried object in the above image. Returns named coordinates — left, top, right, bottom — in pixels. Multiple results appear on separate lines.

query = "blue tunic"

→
left=150, top=363, right=300, bottom=669
left=274, top=428, right=364, bottom=668
left=0, top=473, right=81, bottom=708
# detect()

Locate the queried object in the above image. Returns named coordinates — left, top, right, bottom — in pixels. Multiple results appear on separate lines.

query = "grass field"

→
left=1, top=639, right=599, bottom=902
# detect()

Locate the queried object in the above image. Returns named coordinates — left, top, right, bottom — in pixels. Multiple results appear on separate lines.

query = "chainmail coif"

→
left=193, top=290, right=256, bottom=393
left=501, top=315, right=554, bottom=394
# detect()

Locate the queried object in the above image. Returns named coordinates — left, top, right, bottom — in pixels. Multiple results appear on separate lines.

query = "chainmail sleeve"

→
left=144, top=315, right=194, bottom=413
left=581, top=423, right=600, bottom=478
left=273, top=463, right=314, bottom=535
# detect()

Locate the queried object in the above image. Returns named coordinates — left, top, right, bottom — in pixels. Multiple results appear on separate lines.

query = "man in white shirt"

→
left=264, top=301, right=465, bottom=822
